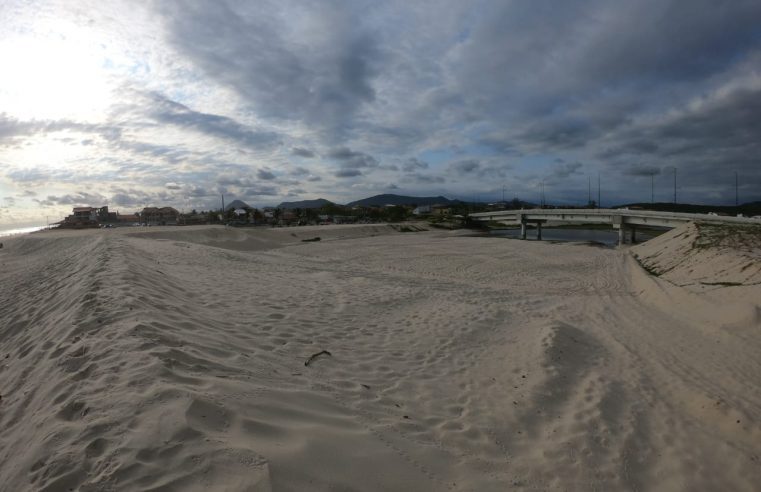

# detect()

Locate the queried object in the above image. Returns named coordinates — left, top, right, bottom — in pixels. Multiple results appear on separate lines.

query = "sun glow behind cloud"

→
left=0, top=20, right=113, bottom=122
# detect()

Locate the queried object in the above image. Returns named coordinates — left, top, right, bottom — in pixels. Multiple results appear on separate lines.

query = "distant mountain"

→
left=346, top=194, right=455, bottom=207
left=224, top=199, right=251, bottom=210
left=277, top=198, right=334, bottom=209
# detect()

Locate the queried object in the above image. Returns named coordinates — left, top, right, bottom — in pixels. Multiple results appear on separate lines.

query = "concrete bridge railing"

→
left=469, top=208, right=761, bottom=243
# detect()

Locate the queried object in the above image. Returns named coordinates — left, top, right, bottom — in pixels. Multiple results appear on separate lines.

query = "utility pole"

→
left=735, top=171, right=739, bottom=207
left=673, top=167, right=677, bottom=205
left=502, top=184, right=506, bottom=204
left=597, top=173, right=601, bottom=209
left=651, top=173, right=654, bottom=204
left=588, top=176, right=591, bottom=206
left=540, top=181, right=545, bottom=208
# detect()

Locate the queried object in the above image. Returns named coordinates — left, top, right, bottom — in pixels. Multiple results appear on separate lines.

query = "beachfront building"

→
left=97, top=206, right=118, bottom=223
left=117, top=214, right=140, bottom=225
left=432, top=204, right=452, bottom=216
left=412, top=205, right=432, bottom=216
left=73, top=207, right=97, bottom=221
left=140, top=207, right=180, bottom=226
left=60, top=207, right=99, bottom=228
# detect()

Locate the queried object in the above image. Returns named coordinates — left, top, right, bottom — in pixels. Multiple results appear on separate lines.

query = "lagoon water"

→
left=489, top=227, right=656, bottom=246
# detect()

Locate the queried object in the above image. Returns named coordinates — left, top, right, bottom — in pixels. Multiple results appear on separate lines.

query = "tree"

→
left=319, top=202, right=346, bottom=216
left=385, top=205, right=408, bottom=222
left=252, top=208, right=264, bottom=224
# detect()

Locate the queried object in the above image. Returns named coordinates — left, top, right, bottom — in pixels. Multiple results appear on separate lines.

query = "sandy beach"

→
left=1, top=223, right=760, bottom=491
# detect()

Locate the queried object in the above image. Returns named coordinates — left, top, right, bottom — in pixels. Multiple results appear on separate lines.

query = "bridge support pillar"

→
left=536, top=222, right=542, bottom=240
left=630, top=226, right=636, bottom=244
left=520, top=222, right=527, bottom=240
left=618, top=226, right=626, bottom=245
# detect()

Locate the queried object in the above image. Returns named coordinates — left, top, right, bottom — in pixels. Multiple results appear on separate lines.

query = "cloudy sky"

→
left=1, top=0, right=760, bottom=225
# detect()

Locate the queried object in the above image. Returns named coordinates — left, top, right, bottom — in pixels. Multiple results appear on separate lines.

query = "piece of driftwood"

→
left=304, top=350, right=332, bottom=366
left=302, top=237, right=321, bottom=242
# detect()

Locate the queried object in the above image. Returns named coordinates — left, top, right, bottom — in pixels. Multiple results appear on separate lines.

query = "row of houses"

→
left=60, top=201, right=455, bottom=229
left=411, top=204, right=452, bottom=216
left=61, top=206, right=180, bottom=228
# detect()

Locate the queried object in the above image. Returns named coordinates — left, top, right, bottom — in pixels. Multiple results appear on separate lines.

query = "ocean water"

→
left=0, top=225, right=49, bottom=239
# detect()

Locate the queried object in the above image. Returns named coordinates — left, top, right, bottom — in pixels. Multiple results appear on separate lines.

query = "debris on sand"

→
left=304, top=350, right=332, bottom=366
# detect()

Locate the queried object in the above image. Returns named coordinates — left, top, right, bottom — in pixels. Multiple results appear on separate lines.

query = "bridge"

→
left=469, top=208, right=761, bottom=243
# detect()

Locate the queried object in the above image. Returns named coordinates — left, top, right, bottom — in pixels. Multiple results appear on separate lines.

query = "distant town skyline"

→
left=1, top=0, right=761, bottom=226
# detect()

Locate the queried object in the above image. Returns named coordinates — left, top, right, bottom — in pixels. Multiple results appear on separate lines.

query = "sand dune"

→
left=1, top=224, right=760, bottom=490
left=633, top=221, right=761, bottom=288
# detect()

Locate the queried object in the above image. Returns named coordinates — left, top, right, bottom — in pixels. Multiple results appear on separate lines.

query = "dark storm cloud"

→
left=244, top=186, right=278, bottom=196
left=455, top=1, right=761, bottom=115
left=328, top=146, right=381, bottom=178
left=288, top=167, right=323, bottom=182
left=111, top=191, right=152, bottom=207
left=217, top=176, right=255, bottom=187
left=447, top=158, right=511, bottom=180
left=34, top=191, right=108, bottom=207
left=616, top=86, right=761, bottom=161
left=551, top=162, right=583, bottom=180
left=156, top=1, right=379, bottom=139
left=450, top=0, right=761, bottom=182
left=257, top=169, right=276, bottom=180
left=114, top=141, right=191, bottom=164
left=144, top=92, right=280, bottom=148
left=291, top=147, right=316, bottom=158
left=184, top=185, right=212, bottom=198
left=624, top=165, right=661, bottom=177
left=448, top=159, right=481, bottom=175
left=402, top=158, right=428, bottom=173
left=335, top=168, right=363, bottom=178
left=598, top=83, right=761, bottom=196
left=327, top=147, right=379, bottom=168
left=409, top=173, right=445, bottom=184
left=576, top=1, right=761, bottom=85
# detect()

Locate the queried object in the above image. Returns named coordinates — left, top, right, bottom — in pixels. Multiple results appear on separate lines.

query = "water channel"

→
left=488, top=227, right=662, bottom=247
